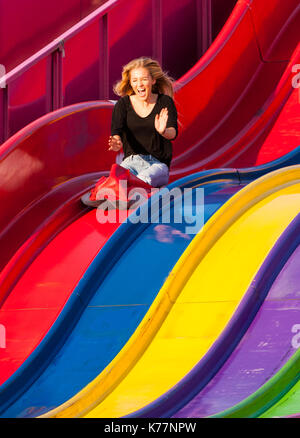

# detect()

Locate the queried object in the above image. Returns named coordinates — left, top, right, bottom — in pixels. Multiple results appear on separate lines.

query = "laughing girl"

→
left=108, top=57, right=178, bottom=187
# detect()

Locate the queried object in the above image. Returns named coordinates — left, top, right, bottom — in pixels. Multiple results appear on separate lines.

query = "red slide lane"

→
left=0, top=0, right=299, bottom=385
left=0, top=203, right=120, bottom=384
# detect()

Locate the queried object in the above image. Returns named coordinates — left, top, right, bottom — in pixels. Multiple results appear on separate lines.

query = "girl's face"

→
left=129, top=67, right=156, bottom=101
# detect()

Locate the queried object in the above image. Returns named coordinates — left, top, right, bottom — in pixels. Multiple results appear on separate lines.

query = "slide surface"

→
left=174, top=212, right=300, bottom=418
left=0, top=0, right=237, bottom=387
left=0, top=170, right=243, bottom=417
left=0, top=0, right=300, bottom=419
left=40, top=165, right=300, bottom=418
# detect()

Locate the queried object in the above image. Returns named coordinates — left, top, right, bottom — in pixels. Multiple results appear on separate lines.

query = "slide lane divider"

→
left=237, top=144, right=300, bottom=182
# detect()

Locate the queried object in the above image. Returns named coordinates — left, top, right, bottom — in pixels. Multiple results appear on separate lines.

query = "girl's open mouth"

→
left=137, top=88, right=146, bottom=97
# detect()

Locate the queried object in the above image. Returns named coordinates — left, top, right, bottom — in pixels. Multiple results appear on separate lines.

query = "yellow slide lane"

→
left=41, top=166, right=300, bottom=418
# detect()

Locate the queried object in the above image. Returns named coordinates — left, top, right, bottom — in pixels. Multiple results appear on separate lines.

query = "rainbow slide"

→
left=36, top=165, right=300, bottom=419
left=1, top=156, right=300, bottom=418
left=0, top=0, right=300, bottom=418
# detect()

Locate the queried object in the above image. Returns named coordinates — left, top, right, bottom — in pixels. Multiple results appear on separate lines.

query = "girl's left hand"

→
left=108, top=135, right=123, bottom=151
left=155, top=108, right=168, bottom=136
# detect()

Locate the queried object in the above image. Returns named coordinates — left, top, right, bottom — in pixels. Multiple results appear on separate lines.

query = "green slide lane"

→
left=260, top=372, right=300, bottom=418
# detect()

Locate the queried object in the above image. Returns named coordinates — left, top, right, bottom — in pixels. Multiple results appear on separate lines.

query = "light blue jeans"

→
left=120, top=154, right=169, bottom=187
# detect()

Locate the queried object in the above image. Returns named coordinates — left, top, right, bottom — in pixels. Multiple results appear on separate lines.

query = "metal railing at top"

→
left=0, top=0, right=214, bottom=144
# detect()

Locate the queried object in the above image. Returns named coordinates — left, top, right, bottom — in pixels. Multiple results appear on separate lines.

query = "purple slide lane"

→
left=174, top=218, right=300, bottom=418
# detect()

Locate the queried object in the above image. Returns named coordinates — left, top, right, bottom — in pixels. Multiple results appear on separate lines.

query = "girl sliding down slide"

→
left=81, top=57, right=178, bottom=209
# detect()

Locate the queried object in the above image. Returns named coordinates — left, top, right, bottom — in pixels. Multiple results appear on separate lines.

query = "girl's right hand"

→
left=108, top=135, right=123, bottom=151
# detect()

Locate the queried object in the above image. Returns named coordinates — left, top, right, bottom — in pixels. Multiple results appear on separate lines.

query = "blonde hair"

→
left=113, top=57, right=174, bottom=98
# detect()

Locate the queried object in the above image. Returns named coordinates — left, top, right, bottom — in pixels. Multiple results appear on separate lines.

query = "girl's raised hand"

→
left=155, top=108, right=168, bottom=135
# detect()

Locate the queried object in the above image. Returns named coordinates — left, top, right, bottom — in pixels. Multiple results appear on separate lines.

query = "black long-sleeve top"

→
left=111, top=93, right=178, bottom=168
